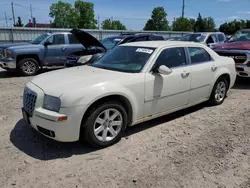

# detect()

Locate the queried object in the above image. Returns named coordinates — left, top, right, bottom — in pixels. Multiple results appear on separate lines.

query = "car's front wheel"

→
left=18, top=58, right=39, bottom=76
left=82, top=101, right=128, bottom=148
left=209, top=78, right=228, bottom=105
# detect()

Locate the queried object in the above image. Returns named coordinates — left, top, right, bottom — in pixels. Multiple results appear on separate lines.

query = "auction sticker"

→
left=136, top=48, right=153, bottom=54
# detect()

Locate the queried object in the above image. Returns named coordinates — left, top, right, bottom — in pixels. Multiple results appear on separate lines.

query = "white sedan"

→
left=22, top=41, right=236, bottom=147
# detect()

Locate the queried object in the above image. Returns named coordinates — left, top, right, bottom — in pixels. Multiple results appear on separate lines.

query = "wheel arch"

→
left=80, top=94, right=134, bottom=132
left=16, top=54, right=41, bottom=66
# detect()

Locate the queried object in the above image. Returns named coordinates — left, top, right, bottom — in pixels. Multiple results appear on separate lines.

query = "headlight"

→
left=43, top=95, right=61, bottom=112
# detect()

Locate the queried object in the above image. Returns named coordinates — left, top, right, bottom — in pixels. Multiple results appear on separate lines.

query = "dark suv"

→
left=65, top=30, right=165, bottom=67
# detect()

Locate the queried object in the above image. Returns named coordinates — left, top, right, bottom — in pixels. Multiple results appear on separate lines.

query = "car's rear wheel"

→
left=18, top=58, right=39, bottom=76
left=209, top=78, right=228, bottom=105
left=82, top=101, right=128, bottom=148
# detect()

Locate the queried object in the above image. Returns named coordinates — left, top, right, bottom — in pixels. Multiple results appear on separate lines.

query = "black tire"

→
left=18, top=58, right=39, bottom=76
left=81, top=101, right=128, bottom=148
left=209, top=77, right=228, bottom=105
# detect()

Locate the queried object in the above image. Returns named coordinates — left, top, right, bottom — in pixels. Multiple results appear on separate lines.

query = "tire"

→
left=209, top=77, right=228, bottom=105
left=81, top=101, right=128, bottom=148
left=18, top=58, right=39, bottom=76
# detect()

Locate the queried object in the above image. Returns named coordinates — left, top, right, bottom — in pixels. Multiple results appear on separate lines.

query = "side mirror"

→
left=44, top=41, right=52, bottom=46
left=158, top=65, right=172, bottom=75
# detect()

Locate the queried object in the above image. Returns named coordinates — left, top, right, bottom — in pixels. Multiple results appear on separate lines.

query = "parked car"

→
left=0, top=32, right=84, bottom=76
left=180, top=32, right=227, bottom=48
left=22, top=41, right=236, bottom=148
left=213, top=29, right=250, bottom=78
left=65, top=29, right=165, bottom=67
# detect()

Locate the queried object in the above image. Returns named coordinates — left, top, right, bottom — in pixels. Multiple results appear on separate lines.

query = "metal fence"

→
left=0, top=27, right=192, bottom=43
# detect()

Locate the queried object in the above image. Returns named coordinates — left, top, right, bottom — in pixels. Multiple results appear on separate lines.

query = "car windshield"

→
left=101, top=37, right=122, bottom=50
left=91, top=46, right=155, bottom=73
left=180, top=34, right=206, bottom=42
left=30, top=34, right=50, bottom=44
left=228, top=31, right=250, bottom=42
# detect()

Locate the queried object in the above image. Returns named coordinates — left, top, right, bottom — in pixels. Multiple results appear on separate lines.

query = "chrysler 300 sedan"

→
left=22, top=41, right=236, bottom=147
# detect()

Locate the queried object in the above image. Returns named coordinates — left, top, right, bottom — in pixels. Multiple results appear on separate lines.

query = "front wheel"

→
left=18, top=58, right=39, bottom=76
left=81, top=101, right=128, bottom=148
left=209, top=78, right=228, bottom=105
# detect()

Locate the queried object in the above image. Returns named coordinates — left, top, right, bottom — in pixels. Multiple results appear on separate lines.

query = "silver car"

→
left=180, top=32, right=227, bottom=48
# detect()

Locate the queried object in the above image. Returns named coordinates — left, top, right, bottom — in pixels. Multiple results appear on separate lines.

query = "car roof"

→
left=120, top=41, right=206, bottom=48
left=189, top=32, right=224, bottom=35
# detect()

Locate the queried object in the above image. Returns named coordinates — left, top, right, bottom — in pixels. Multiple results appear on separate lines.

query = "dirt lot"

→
left=0, top=68, right=250, bottom=188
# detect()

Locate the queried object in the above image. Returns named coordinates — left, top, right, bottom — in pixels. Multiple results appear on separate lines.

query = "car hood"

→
left=7, top=44, right=41, bottom=50
left=214, top=41, right=250, bottom=50
left=31, top=66, right=128, bottom=97
left=0, top=42, right=29, bottom=49
left=70, top=29, right=107, bottom=51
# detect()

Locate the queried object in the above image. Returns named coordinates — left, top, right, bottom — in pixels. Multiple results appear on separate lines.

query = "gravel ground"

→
left=0, top=68, right=250, bottom=188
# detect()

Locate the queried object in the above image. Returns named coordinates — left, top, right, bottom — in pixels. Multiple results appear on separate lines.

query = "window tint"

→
left=155, top=47, right=186, bottom=68
left=218, top=34, right=225, bottom=42
left=68, top=34, right=80, bottom=44
left=188, top=47, right=211, bottom=64
left=46, top=34, right=65, bottom=45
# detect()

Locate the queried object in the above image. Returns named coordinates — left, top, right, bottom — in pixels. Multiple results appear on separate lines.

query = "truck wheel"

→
left=209, top=78, right=228, bottom=105
left=18, top=58, right=39, bottom=76
left=82, top=101, right=128, bottom=148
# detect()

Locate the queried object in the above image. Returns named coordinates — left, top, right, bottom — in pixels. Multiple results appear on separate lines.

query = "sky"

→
left=0, top=0, right=250, bottom=30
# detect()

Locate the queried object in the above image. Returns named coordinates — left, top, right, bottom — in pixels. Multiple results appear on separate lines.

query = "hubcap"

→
left=94, top=108, right=123, bottom=142
left=215, top=81, right=226, bottom=102
left=22, top=61, right=36, bottom=74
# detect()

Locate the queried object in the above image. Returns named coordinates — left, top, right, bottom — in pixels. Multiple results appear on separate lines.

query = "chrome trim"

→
left=235, top=64, right=250, bottom=77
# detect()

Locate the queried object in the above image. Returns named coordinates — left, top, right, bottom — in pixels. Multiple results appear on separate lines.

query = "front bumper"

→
left=24, top=82, right=87, bottom=142
left=0, top=58, right=16, bottom=70
left=236, top=64, right=250, bottom=77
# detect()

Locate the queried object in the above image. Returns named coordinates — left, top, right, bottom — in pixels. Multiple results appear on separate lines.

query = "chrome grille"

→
left=23, top=87, right=37, bottom=116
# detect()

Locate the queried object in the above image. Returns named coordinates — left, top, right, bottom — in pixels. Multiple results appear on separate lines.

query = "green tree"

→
left=189, top=18, right=196, bottom=31
left=144, top=7, right=170, bottom=31
left=102, top=19, right=126, bottom=30
left=172, top=17, right=193, bottom=31
left=74, top=0, right=97, bottom=29
left=195, top=13, right=205, bottom=32
left=49, top=0, right=78, bottom=28
left=219, top=20, right=249, bottom=35
left=203, top=17, right=216, bottom=32
left=14, top=16, right=23, bottom=27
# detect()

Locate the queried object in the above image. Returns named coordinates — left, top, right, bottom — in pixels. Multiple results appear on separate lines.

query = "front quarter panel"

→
left=60, top=74, right=145, bottom=123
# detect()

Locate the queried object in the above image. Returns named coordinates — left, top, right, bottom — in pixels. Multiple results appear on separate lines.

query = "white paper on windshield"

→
left=136, top=48, right=153, bottom=54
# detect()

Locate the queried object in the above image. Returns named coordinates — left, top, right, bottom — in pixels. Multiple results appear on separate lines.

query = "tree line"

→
left=13, top=0, right=250, bottom=35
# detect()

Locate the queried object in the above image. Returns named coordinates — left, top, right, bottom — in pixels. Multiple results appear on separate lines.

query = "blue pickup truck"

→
left=0, top=32, right=84, bottom=76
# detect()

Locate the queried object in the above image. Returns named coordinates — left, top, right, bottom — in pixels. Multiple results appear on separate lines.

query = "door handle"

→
left=211, top=66, right=217, bottom=71
left=61, top=47, right=66, bottom=51
left=181, top=71, right=190, bottom=78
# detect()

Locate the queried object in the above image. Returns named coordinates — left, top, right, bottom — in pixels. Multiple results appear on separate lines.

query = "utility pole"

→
left=11, top=2, right=15, bottom=26
left=4, top=12, right=8, bottom=27
left=182, top=0, right=185, bottom=18
left=98, top=15, right=100, bottom=30
left=30, top=4, right=33, bottom=27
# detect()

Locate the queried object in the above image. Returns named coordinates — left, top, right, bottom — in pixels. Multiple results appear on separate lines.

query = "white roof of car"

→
left=121, top=41, right=207, bottom=48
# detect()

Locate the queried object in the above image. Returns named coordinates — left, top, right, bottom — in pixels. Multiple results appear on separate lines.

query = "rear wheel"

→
left=81, top=101, right=128, bottom=148
left=209, top=78, right=228, bottom=105
left=18, top=58, right=39, bottom=76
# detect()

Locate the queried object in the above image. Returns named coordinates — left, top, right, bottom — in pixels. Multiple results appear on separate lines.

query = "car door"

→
left=43, top=33, right=68, bottom=66
left=187, top=47, right=216, bottom=104
left=144, top=47, right=191, bottom=117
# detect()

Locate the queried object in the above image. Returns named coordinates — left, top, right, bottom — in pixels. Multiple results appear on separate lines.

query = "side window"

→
left=218, top=34, right=226, bottom=42
left=68, top=34, right=80, bottom=44
left=188, top=47, right=211, bottom=64
left=46, top=34, right=65, bottom=45
left=150, top=35, right=164, bottom=40
left=155, top=47, right=187, bottom=69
